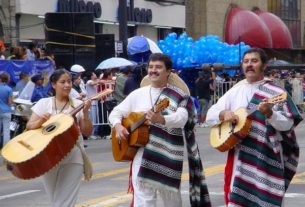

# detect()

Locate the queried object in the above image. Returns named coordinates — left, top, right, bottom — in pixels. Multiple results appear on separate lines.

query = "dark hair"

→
left=242, top=48, right=268, bottom=64
left=49, top=69, right=71, bottom=95
left=19, top=72, right=29, bottom=79
left=49, top=69, right=71, bottom=84
left=0, top=72, right=10, bottom=83
left=148, top=53, right=172, bottom=70
left=71, top=73, right=81, bottom=82
left=28, top=42, right=36, bottom=50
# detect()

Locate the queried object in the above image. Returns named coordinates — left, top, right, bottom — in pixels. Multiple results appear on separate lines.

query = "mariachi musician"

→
left=109, top=53, right=211, bottom=207
left=206, top=48, right=302, bottom=206
left=26, top=69, right=93, bottom=207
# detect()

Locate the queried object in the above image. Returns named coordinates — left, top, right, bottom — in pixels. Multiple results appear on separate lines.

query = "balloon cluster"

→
left=158, top=32, right=251, bottom=69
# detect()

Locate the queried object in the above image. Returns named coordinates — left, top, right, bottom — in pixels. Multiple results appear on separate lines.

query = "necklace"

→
left=149, top=87, right=163, bottom=112
left=54, top=97, right=69, bottom=114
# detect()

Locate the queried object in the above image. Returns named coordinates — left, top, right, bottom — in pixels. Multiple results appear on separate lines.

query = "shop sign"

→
left=57, top=0, right=102, bottom=18
left=127, top=0, right=153, bottom=23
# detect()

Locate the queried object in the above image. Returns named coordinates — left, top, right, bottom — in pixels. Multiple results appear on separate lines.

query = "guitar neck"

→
left=69, top=89, right=113, bottom=117
left=70, top=102, right=85, bottom=117
left=247, top=92, right=287, bottom=116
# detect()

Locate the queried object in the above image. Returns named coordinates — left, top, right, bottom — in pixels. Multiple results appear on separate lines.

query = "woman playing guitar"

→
left=26, top=69, right=93, bottom=207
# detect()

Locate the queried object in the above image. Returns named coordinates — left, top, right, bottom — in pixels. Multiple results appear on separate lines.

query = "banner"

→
left=0, top=60, right=55, bottom=84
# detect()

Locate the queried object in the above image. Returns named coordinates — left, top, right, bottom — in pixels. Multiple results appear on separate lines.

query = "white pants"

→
left=132, top=148, right=182, bottom=207
left=43, top=163, right=83, bottom=207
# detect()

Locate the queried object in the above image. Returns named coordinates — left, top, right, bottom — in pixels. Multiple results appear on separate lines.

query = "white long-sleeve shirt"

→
left=206, top=79, right=294, bottom=198
left=109, top=85, right=188, bottom=129
left=206, top=79, right=293, bottom=131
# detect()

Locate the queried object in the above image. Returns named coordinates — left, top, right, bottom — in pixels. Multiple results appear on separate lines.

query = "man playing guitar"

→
left=109, top=53, right=211, bottom=207
left=206, top=48, right=303, bottom=206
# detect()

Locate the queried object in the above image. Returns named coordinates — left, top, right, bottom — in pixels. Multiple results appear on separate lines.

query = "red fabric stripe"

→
left=128, top=161, right=134, bottom=207
left=224, top=149, right=235, bottom=205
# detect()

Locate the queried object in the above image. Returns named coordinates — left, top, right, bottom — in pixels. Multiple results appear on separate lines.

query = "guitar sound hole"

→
left=42, top=123, right=58, bottom=135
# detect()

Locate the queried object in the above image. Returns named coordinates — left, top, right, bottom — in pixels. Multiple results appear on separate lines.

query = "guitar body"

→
left=112, top=112, right=149, bottom=161
left=210, top=93, right=287, bottom=152
left=1, top=114, right=79, bottom=179
left=210, top=107, right=252, bottom=152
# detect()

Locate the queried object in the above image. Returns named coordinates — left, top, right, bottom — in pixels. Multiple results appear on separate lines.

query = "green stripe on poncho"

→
left=229, top=81, right=303, bottom=207
left=137, top=85, right=211, bottom=207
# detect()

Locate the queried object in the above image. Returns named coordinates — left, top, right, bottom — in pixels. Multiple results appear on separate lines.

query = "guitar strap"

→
left=69, top=97, right=93, bottom=181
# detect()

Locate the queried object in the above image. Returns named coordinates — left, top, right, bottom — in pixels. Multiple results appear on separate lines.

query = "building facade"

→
left=186, top=0, right=305, bottom=49
left=0, top=0, right=185, bottom=46
left=1, top=0, right=305, bottom=50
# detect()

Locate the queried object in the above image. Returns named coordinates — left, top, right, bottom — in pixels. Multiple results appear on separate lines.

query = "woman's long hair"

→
left=49, top=69, right=71, bottom=95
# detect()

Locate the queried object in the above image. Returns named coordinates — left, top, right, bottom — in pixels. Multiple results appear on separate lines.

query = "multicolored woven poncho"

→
left=227, top=81, right=303, bottom=207
left=137, top=85, right=211, bottom=206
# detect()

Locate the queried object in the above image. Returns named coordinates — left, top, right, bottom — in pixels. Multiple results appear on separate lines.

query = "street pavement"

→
left=0, top=119, right=305, bottom=207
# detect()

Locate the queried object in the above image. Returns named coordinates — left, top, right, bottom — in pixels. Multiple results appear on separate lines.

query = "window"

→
left=268, top=0, right=301, bottom=47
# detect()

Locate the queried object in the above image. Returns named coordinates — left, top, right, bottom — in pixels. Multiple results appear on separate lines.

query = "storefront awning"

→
left=225, top=7, right=293, bottom=49
left=225, top=7, right=272, bottom=48
left=255, top=9, right=293, bottom=48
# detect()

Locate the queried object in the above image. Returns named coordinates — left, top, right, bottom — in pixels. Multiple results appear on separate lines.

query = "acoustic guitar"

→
left=1, top=89, right=113, bottom=180
left=112, top=98, right=169, bottom=162
left=210, top=92, right=287, bottom=152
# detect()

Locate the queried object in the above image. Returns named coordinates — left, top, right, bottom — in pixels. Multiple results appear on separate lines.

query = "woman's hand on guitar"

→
left=36, top=113, right=51, bottom=128
left=220, top=110, right=239, bottom=124
left=83, top=100, right=92, bottom=113
left=114, top=123, right=129, bottom=141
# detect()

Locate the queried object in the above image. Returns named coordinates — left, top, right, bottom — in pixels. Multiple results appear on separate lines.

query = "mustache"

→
left=245, top=66, right=255, bottom=72
left=149, top=72, right=159, bottom=76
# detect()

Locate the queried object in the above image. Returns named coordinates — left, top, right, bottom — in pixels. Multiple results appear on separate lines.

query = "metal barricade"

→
left=212, top=81, right=236, bottom=104
left=91, top=82, right=115, bottom=129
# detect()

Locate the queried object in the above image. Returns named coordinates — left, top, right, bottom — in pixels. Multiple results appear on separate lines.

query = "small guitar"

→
left=210, top=92, right=287, bottom=152
left=1, top=89, right=113, bottom=180
left=112, top=98, right=170, bottom=162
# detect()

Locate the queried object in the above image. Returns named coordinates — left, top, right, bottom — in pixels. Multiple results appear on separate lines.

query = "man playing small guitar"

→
left=109, top=53, right=211, bottom=207
left=206, top=48, right=303, bottom=207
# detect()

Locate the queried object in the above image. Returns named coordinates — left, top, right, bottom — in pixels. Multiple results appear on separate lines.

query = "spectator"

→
left=14, top=72, right=30, bottom=94
left=85, top=71, right=101, bottom=139
left=70, top=64, right=87, bottom=98
left=31, top=74, right=48, bottom=103
left=96, top=69, right=115, bottom=139
left=43, top=49, right=56, bottom=69
left=113, top=66, right=131, bottom=104
left=26, top=42, right=37, bottom=61
left=123, top=64, right=146, bottom=96
left=0, top=40, right=6, bottom=60
left=70, top=73, right=86, bottom=100
left=0, top=72, right=13, bottom=149
left=195, top=70, right=215, bottom=127
left=289, top=72, right=304, bottom=112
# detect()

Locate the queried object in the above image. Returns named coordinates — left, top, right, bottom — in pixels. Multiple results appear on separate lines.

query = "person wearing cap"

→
left=31, top=74, right=48, bottom=102
left=70, top=64, right=87, bottom=98
left=0, top=40, right=6, bottom=60
left=109, top=53, right=211, bottom=207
